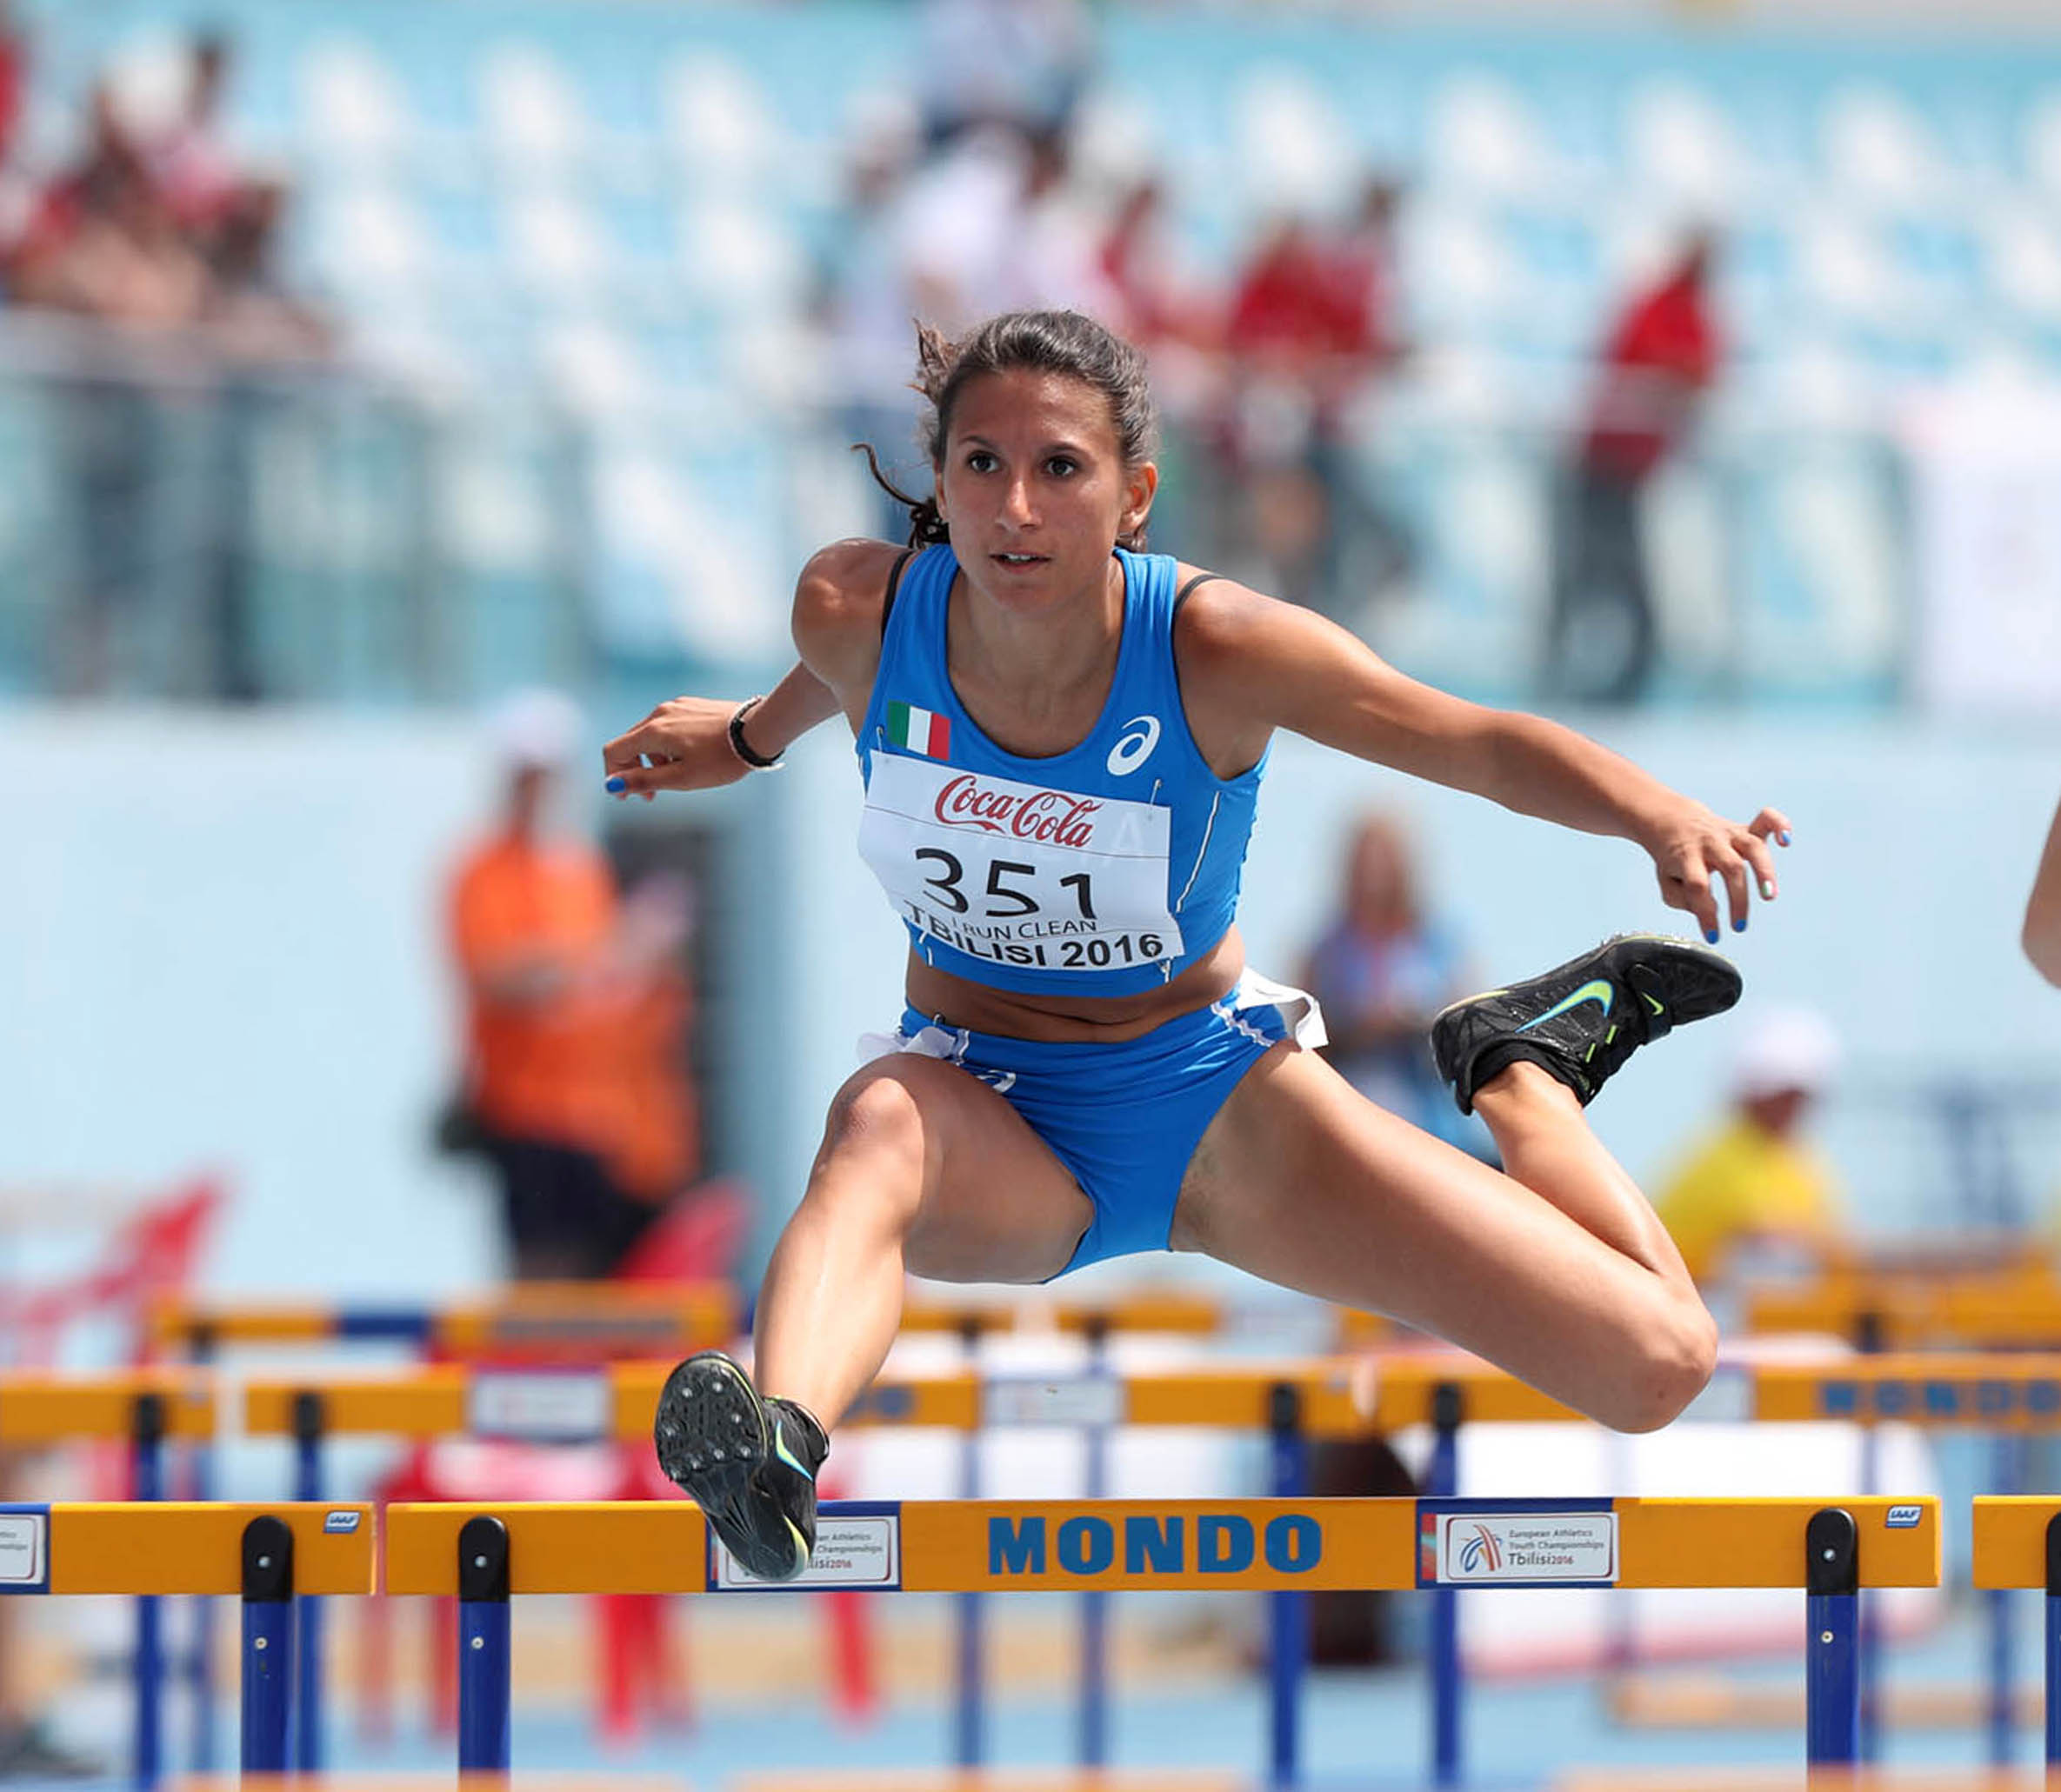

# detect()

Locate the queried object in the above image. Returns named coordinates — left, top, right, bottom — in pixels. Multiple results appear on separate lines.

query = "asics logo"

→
left=1517, top=979, right=1614, bottom=1032
left=1105, top=715, right=1161, bottom=776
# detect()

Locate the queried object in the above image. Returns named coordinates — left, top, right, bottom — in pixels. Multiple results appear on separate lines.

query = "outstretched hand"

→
left=1644, top=803, right=1791, bottom=941
left=602, top=697, right=750, bottom=802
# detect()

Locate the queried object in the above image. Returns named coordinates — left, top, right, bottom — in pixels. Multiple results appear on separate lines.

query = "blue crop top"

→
left=854, top=544, right=1265, bottom=997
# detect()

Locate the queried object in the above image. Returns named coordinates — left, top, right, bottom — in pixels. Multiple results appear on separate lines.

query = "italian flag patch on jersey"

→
left=887, top=700, right=951, bottom=759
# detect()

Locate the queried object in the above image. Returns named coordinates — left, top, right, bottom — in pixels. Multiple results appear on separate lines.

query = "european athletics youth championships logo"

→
left=1457, top=1523, right=1503, bottom=1575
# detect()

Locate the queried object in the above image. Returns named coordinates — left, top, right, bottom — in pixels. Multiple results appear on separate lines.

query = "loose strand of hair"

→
left=851, top=442, right=950, bottom=548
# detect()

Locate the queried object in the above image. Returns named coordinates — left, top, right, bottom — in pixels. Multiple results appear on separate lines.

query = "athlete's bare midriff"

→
left=903, top=924, right=1248, bottom=1043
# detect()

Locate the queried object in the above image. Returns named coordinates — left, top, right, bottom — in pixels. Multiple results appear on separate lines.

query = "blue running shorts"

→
left=872, top=974, right=1327, bottom=1276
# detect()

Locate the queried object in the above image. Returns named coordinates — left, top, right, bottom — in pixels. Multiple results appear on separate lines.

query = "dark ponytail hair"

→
left=857, top=310, right=1160, bottom=551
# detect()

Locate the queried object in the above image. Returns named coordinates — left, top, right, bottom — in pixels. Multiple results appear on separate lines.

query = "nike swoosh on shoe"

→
left=1515, top=978, right=1615, bottom=1032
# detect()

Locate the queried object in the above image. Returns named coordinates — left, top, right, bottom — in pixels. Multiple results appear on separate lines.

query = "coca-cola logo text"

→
left=933, top=775, right=1103, bottom=848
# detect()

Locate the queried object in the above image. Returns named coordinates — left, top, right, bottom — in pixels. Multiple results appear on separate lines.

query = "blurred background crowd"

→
left=3, top=0, right=2058, bottom=715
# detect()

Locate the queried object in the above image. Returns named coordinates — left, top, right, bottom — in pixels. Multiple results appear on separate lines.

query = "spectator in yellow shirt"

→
left=1656, top=1009, right=1843, bottom=1286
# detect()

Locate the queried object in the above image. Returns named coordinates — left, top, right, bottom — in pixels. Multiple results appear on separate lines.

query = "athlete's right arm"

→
left=2024, top=794, right=2061, bottom=987
left=601, top=540, right=898, bottom=797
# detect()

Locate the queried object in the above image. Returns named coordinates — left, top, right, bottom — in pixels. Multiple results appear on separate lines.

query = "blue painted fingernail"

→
left=1704, top=927, right=1719, bottom=944
left=1732, top=916, right=1747, bottom=932
left=1778, top=830, right=1791, bottom=846
left=605, top=776, right=625, bottom=794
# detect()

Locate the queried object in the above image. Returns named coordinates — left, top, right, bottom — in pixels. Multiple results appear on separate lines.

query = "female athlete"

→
left=601, top=310, right=1790, bottom=1582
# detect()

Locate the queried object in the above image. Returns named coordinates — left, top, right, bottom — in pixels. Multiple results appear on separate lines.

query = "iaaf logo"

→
left=933, top=775, right=1104, bottom=847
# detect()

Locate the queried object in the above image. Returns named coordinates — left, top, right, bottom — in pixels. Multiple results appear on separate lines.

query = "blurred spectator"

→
left=1299, top=813, right=1477, bottom=1150
left=1214, top=215, right=1342, bottom=610
left=1097, top=174, right=1216, bottom=360
left=917, top=0, right=1091, bottom=149
left=2024, top=791, right=2061, bottom=988
left=444, top=692, right=698, bottom=1280
left=203, top=176, right=328, bottom=356
left=896, top=121, right=1115, bottom=338
left=4, top=30, right=331, bottom=699
left=995, top=123, right=1121, bottom=318
left=12, top=81, right=209, bottom=326
left=815, top=105, right=929, bottom=540
left=149, top=31, right=240, bottom=250
left=1549, top=230, right=1722, bottom=706
left=1654, top=1007, right=1844, bottom=1287
left=0, top=3, right=24, bottom=175
left=1212, top=185, right=1412, bottom=619
left=895, top=123, right=1026, bottom=334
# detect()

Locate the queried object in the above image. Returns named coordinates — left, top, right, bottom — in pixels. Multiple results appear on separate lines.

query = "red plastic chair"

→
left=0, top=1175, right=224, bottom=1369
left=0, top=1176, right=224, bottom=1501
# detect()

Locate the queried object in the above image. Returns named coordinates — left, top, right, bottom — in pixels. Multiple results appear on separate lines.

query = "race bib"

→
left=858, top=753, right=1184, bottom=974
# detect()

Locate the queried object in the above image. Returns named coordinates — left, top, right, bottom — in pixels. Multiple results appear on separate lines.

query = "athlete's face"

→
left=932, top=369, right=1157, bottom=606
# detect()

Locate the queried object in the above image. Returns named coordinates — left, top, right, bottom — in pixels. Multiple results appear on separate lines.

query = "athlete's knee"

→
left=817, top=1064, right=941, bottom=1187
left=1606, top=1293, right=1718, bottom=1434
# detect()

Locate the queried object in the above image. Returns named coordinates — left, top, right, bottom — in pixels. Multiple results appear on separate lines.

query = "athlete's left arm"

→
left=1177, top=580, right=1790, bottom=938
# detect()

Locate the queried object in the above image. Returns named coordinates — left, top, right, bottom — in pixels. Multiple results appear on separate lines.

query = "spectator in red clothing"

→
left=150, top=32, right=244, bottom=250
left=1549, top=230, right=1723, bottom=705
left=0, top=3, right=24, bottom=172
left=1213, top=189, right=1414, bottom=621
left=1317, top=177, right=1408, bottom=372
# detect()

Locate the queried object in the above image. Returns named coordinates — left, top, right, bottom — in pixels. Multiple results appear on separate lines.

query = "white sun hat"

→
left=1734, top=1006, right=1842, bottom=1099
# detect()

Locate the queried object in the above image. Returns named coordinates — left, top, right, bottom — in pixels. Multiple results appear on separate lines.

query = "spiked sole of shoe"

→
left=652, top=1354, right=806, bottom=1582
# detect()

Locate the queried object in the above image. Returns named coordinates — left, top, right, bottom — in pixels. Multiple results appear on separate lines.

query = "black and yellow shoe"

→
left=653, top=1350, right=828, bottom=1582
left=1430, top=933, right=1742, bottom=1116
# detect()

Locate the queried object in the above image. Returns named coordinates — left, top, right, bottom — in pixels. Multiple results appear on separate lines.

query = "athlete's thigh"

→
left=1171, top=1046, right=1670, bottom=1388
left=830, top=1053, right=1095, bottom=1284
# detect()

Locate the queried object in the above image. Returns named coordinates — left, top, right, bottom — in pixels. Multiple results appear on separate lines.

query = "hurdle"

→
left=1744, top=1263, right=2061, bottom=1350
left=244, top=1352, right=1563, bottom=1779
left=382, top=1495, right=1938, bottom=1784
left=243, top=1357, right=1360, bottom=1775
left=0, top=1373, right=216, bottom=1783
left=159, top=1286, right=1391, bottom=1356
left=1970, top=1496, right=2061, bottom=1769
left=150, top=1283, right=743, bottom=1364
left=0, top=1502, right=371, bottom=1786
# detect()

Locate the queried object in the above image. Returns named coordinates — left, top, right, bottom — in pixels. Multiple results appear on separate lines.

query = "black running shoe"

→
left=1430, top=933, right=1742, bottom=1116
left=653, top=1349, right=829, bottom=1582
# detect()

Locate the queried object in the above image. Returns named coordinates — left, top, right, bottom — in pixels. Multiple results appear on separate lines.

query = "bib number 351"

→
left=857, top=753, right=1184, bottom=971
left=915, top=849, right=1093, bottom=922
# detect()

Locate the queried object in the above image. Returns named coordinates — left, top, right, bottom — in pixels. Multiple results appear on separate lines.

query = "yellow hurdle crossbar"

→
left=3, top=1502, right=376, bottom=1594
left=1751, top=1354, right=2061, bottom=1427
left=244, top=1356, right=1576, bottom=1445
left=0, top=1370, right=213, bottom=1442
left=1745, top=1262, right=2061, bottom=1348
left=156, top=1286, right=1391, bottom=1352
left=148, top=1283, right=740, bottom=1357
left=255, top=1349, right=2061, bottom=1447
left=1971, top=1496, right=2061, bottom=1588
left=383, top=1496, right=1938, bottom=1596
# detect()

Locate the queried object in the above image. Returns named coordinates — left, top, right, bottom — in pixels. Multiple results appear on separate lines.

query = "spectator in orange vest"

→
left=447, top=691, right=695, bottom=1278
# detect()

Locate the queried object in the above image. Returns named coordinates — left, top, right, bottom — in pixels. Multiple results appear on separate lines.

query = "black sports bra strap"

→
left=1174, top=570, right=1223, bottom=611
left=879, top=548, right=917, bottom=639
